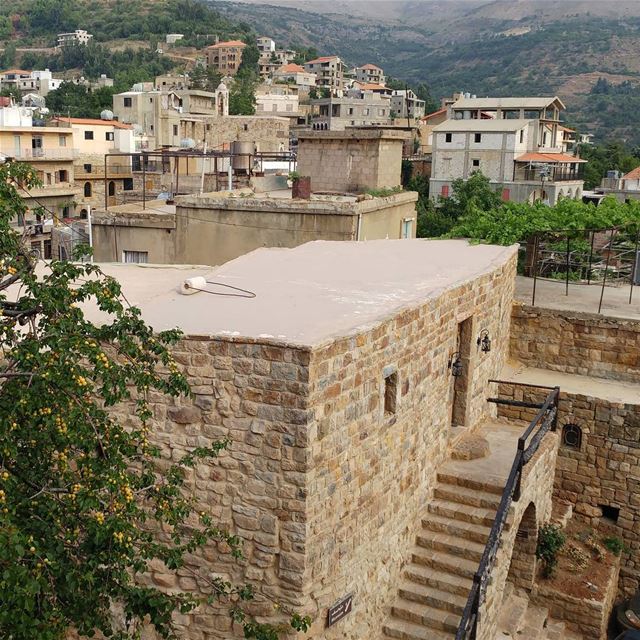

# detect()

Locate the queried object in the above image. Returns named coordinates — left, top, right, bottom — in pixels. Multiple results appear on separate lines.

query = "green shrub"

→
left=603, top=536, right=625, bottom=556
left=536, top=524, right=567, bottom=578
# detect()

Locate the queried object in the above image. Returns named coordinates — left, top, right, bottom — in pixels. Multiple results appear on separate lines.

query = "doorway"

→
left=450, top=316, right=474, bottom=428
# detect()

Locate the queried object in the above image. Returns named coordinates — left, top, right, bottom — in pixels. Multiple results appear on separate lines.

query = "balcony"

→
left=515, top=165, right=584, bottom=183
left=13, top=148, right=78, bottom=161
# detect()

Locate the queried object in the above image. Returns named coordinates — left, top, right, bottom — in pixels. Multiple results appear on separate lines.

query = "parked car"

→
left=615, top=631, right=640, bottom=640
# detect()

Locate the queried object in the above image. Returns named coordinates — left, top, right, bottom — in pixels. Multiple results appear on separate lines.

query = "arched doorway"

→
left=84, top=182, right=92, bottom=197
left=506, top=502, right=538, bottom=593
left=108, top=181, right=116, bottom=197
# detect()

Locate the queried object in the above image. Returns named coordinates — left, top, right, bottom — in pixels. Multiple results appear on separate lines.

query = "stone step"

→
left=411, top=547, right=479, bottom=580
left=383, top=618, right=453, bottom=640
left=519, top=604, right=549, bottom=637
left=416, top=530, right=485, bottom=562
left=422, top=512, right=491, bottom=545
left=495, top=592, right=529, bottom=638
left=404, top=562, right=473, bottom=597
left=545, top=618, right=568, bottom=640
left=398, top=580, right=467, bottom=615
left=391, top=598, right=461, bottom=633
left=428, top=498, right=507, bottom=529
left=434, top=484, right=503, bottom=510
left=437, top=471, right=505, bottom=496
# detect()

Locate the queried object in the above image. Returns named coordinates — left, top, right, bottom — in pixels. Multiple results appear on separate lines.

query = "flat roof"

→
left=298, top=128, right=406, bottom=141
left=452, top=96, right=565, bottom=110
left=87, top=240, right=517, bottom=346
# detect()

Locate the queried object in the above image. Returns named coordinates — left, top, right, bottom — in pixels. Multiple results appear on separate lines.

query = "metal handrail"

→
left=455, top=383, right=560, bottom=640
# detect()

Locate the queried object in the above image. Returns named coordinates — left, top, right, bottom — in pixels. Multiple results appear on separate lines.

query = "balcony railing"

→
left=515, top=166, right=584, bottom=183
left=13, top=148, right=78, bottom=161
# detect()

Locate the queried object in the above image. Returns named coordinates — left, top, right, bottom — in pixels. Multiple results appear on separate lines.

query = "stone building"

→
left=95, top=238, right=523, bottom=639
left=205, top=40, right=247, bottom=76
left=296, top=129, right=405, bottom=193
left=303, top=56, right=344, bottom=94
left=309, top=88, right=392, bottom=131
left=355, top=63, right=386, bottom=86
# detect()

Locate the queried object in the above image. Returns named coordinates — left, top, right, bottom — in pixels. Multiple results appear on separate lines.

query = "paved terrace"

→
left=516, top=276, right=640, bottom=321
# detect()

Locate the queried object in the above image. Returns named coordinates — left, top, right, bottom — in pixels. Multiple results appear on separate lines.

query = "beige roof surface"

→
left=452, top=96, right=565, bottom=111
left=89, top=240, right=517, bottom=346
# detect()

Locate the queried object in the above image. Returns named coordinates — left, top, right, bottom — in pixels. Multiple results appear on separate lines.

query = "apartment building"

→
left=205, top=40, right=246, bottom=76
left=272, top=63, right=316, bottom=89
left=391, top=89, right=426, bottom=120
left=310, top=88, right=391, bottom=130
left=0, top=106, right=79, bottom=258
left=0, top=69, right=63, bottom=96
left=304, top=56, right=344, bottom=95
left=52, top=116, right=135, bottom=210
left=430, top=96, right=585, bottom=205
left=256, top=85, right=300, bottom=122
left=257, top=37, right=276, bottom=54
left=57, top=29, right=93, bottom=47
left=355, top=64, right=386, bottom=86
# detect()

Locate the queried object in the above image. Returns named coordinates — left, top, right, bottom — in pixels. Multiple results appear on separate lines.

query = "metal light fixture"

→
left=477, top=329, right=492, bottom=353
left=448, top=351, right=463, bottom=377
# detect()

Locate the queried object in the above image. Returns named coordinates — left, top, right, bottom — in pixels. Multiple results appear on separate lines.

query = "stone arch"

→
left=506, top=501, right=538, bottom=592
left=558, top=415, right=586, bottom=451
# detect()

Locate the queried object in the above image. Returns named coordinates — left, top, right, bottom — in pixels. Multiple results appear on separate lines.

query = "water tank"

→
left=231, top=141, right=254, bottom=172
left=100, top=109, right=114, bottom=121
left=180, top=138, right=196, bottom=149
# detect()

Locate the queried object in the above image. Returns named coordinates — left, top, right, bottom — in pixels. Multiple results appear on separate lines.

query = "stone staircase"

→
left=383, top=472, right=506, bottom=640
left=494, top=583, right=583, bottom=640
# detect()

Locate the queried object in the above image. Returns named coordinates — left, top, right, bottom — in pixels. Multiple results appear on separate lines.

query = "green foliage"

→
left=438, top=172, right=503, bottom=221
left=190, top=65, right=223, bottom=92
left=365, top=186, right=403, bottom=198
left=0, top=161, right=311, bottom=640
left=291, top=46, right=318, bottom=65
left=0, top=42, right=17, bottom=68
left=229, top=75, right=257, bottom=116
left=578, top=141, right=640, bottom=189
left=602, top=535, right=626, bottom=556
left=45, top=82, right=118, bottom=118
left=536, top=524, right=567, bottom=578
left=0, top=86, right=22, bottom=103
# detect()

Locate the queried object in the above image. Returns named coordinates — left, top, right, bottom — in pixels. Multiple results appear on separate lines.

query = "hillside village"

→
left=0, top=2, right=640, bottom=640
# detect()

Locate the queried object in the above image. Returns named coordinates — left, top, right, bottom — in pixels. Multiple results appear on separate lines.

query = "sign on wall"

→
left=326, top=594, right=354, bottom=627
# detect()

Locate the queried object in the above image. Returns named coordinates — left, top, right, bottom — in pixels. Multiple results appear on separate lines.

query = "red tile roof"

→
left=516, top=152, right=587, bottom=163
left=305, top=56, right=339, bottom=64
left=207, top=40, right=246, bottom=49
left=355, top=82, right=388, bottom=91
left=277, top=63, right=305, bottom=73
left=360, top=64, right=382, bottom=71
left=53, top=117, right=133, bottom=130
left=623, top=166, right=640, bottom=180
left=421, top=107, right=447, bottom=121
left=0, top=69, right=31, bottom=76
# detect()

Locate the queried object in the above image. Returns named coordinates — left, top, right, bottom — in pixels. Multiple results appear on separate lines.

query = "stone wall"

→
left=303, top=253, right=517, bottom=639
left=296, top=130, right=404, bottom=194
left=531, top=557, right=620, bottom=639
left=510, top=305, right=640, bottom=383
left=495, top=382, right=640, bottom=597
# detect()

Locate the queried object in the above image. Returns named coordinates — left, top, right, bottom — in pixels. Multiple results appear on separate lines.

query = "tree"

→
left=0, top=42, right=17, bottom=69
left=0, top=161, right=311, bottom=640
left=438, top=171, right=503, bottom=221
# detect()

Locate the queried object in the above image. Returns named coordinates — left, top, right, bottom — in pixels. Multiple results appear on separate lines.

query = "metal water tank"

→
left=231, top=141, right=254, bottom=172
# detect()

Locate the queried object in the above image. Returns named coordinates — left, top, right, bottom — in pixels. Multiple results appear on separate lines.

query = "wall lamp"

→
left=477, top=329, right=492, bottom=353
left=448, top=351, right=463, bottom=377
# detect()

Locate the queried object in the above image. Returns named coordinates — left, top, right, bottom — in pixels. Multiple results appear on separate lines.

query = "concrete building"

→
left=56, top=29, right=93, bottom=47
left=391, top=89, right=426, bottom=120
left=205, top=40, right=246, bottom=76
left=257, top=37, right=276, bottom=54
left=304, top=56, right=344, bottom=95
left=272, top=63, right=316, bottom=89
left=0, top=106, right=78, bottom=257
left=51, top=116, right=135, bottom=211
left=256, top=85, right=300, bottom=119
left=155, top=74, right=190, bottom=91
left=297, top=129, right=404, bottom=193
left=310, top=88, right=391, bottom=131
left=592, top=165, right=640, bottom=203
left=165, top=33, right=184, bottom=45
left=355, top=63, right=386, bottom=86
left=431, top=96, right=585, bottom=205
left=0, top=69, right=62, bottom=97
left=91, top=189, right=418, bottom=265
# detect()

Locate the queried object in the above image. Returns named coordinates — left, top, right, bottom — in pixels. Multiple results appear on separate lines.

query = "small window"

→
left=445, top=133, right=452, bottom=143
left=59, top=135, right=67, bottom=147
left=599, top=504, right=620, bottom=523
left=84, top=130, right=94, bottom=140
left=520, top=130, right=524, bottom=144
left=401, top=219, right=413, bottom=239
left=472, top=159, right=480, bottom=167
left=123, top=178, right=134, bottom=191
left=84, top=182, right=92, bottom=197
left=123, top=97, right=132, bottom=107
left=105, top=132, right=114, bottom=141
left=58, top=170, right=68, bottom=182
left=474, top=133, right=482, bottom=143
left=243, top=124, right=249, bottom=131
left=384, top=370, right=398, bottom=415
left=108, top=181, right=116, bottom=197
left=84, top=163, right=92, bottom=173
left=562, top=423, right=582, bottom=449
left=123, top=250, right=148, bottom=264
left=441, top=185, right=449, bottom=197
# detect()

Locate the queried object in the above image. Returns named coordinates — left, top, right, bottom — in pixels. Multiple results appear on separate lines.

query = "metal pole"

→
left=199, top=143, right=207, bottom=194
left=531, top=234, right=539, bottom=306
left=630, top=226, right=640, bottom=304
left=214, top=156, right=218, bottom=191
left=175, top=155, right=180, bottom=196
left=142, top=154, right=146, bottom=210
left=587, top=229, right=596, bottom=285
left=87, top=205, right=93, bottom=263
left=565, top=233, right=570, bottom=296
left=598, top=228, right=617, bottom=314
